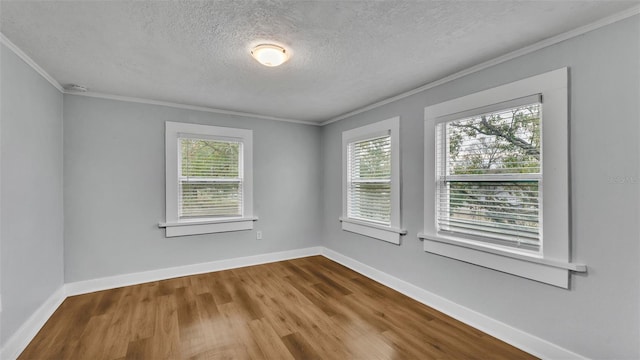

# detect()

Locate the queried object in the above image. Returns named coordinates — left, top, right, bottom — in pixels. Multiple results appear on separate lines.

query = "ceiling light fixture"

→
left=251, top=44, right=289, bottom=67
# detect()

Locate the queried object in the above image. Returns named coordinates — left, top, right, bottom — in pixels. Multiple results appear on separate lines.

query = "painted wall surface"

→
left=0, top=44, right=64, bottom=346
left=321, top=16, right=639, bottom=359
left=63, top=95, right=322, bottom=282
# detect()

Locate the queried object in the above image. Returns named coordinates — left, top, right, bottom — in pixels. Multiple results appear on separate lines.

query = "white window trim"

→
left=419, top=68, right=586, bottom=288
left=341, top=117, right=405, bottom=244
left=159, top=121, right=255, bottom=237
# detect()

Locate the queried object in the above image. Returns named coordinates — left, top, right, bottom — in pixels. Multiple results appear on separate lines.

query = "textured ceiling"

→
left=1, top=1, right=637, bottom=123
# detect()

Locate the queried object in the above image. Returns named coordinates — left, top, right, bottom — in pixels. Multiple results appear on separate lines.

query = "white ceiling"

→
left=1, top=1, right=638, bottom=124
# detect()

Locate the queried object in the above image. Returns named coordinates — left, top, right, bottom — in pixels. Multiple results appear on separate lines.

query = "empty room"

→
left=1, top=1, right=639, bottom=359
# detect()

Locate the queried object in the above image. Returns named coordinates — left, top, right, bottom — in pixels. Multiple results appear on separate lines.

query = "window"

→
left=341, top=117, right=405, bottom=244
left=348, top=135, right=392, bottom=224
left=436, top=96, right=542, bottom=251
left=179, top=137, right=242, bottom=218
left=160, top=122, right=255, bottom=237
left=420, top=68, right=586, bottom=288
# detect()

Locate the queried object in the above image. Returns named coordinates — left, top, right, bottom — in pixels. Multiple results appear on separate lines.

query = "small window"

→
left=348, top=135, right=392, bottom=225
left=420, top=68, right=586, bottom=288
left=160, top=122, right=255, bottom=237
left=341, top=117, right=405, bottom=244
left=179, top=137, right=242, bottom=219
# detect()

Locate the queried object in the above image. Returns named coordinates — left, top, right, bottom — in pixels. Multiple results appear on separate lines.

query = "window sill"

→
left=418, top=233, right=586, bottom=288
left=340, top=217, right=407, bottom=245
left=159, top=217, right=258, bottom=237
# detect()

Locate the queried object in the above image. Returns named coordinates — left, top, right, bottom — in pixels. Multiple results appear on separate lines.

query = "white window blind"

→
left=347, top=134, right=392, bottom=225
left=436, top=101, right=542, bottom=251
left=179, top=138, right=243, bottom=219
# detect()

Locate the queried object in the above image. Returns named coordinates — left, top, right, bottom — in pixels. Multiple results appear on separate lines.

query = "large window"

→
left=160, top=122, right=254, bottom=237
left=420, top=68, right=586, bottom=288
left=341, top=117, right=405, bottom=244
left=436, top=96, right=542, bottom=251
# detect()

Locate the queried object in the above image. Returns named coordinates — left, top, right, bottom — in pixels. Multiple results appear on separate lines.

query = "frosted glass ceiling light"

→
left=251, top=44, right=288, bottom=67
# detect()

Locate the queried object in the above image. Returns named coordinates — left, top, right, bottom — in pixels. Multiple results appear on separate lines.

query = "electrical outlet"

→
left=256, top=231, right=262, bottom=240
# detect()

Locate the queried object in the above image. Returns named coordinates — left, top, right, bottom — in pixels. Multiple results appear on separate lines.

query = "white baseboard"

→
left=321, top=247, right=587, bottom=360
left=3, top=246, right=584, bottom=360
left=2, top=247, right=322, bottom=359
left=0, top=286, right=66, bottom=360
left=65, top=247, right=323, bottom=296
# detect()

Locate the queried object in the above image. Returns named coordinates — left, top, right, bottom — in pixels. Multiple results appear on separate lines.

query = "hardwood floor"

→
left=19, top=256, right=536, bottom=359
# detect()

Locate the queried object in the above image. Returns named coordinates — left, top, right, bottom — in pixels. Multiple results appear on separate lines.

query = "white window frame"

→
left=341, top=117, right=406, bottom=244
left=159, top=122, right=255, bottom=237
left=419, top=68, right=586, bottom=288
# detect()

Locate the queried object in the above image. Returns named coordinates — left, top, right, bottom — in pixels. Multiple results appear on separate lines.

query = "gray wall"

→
left=2, top=13, right=638, bottom=359
left=0, top=44, right=64, bottom=346
left=320, top=16, right=639, bottom=359
left=63, top=95, right=322, bottom=282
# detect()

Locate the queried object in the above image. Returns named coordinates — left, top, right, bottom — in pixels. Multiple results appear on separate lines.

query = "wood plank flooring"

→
left=19, top=256, right=537, bottom=359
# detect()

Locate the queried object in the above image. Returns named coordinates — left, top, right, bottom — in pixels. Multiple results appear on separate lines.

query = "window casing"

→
left=341, top=117, right=405, bottom=244
left=160, top=122, right=255, bottom=237
left=420, top=68, right=586, bottom=288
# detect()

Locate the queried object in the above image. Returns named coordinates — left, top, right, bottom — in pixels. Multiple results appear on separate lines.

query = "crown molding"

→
left=66, top=91, right=320, bottom=126
left=321, top=5, right=640, bottom=126
left=3, top=4, right=639, bottom=128
left=0, top=32, right=64, bottom=92
left=0, top=31, right=318, bottom=126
